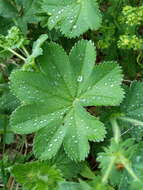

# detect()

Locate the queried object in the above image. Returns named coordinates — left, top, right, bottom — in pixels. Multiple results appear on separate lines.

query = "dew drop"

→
left=77, top=75, right=83, bottom=82
left=73, top=25, right=77, bottom=29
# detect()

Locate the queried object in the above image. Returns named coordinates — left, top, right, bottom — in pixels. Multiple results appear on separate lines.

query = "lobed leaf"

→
left=41, top=0, right=102, bottom=38
left=10, top=40, right=124, bottom=161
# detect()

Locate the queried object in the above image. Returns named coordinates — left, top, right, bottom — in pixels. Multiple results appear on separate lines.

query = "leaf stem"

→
left=118, top=116, right=143, bottom=126
left=0, top=44, right=26, bottom=61
left=110, top=118, right=121, bottom=143
left=22, top=45, right=30, bottom=57
left=7, top=48, right=26, bottom=61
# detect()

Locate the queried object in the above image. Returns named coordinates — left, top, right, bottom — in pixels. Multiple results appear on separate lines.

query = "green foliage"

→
left=0, top=0, right=18, bottom=18
left=0, top=26, right=28, bottom=49
left=117, top=6, right=143, bottom=51
left=11, top=161, right=63, bottom=190
left=49, top=150, right=84, bottom=179
left=118, top=143, right=143, bottom=190
left=121, top=6, right=143, bottom=26
left=0, top=16, right=13, bottom=35
left=25, top=34, right=48, bottom=67
left=10, top=40, right=124, bottom=161
left=0, top=26, right=28, bottom=61
left=0, top=90, right=19, bottom=113
left=59, top=177, right=114, bottom=190
left=41, top=0, right=102, bottom=38
left=118, top=82, right=143, bottom=140
left=0, top=0, right=41, bottom=33
left=58, top=181, right=91, bottom=190
left=118, top=35, right=143, bottom=50
left=1, top=0, right=143, bottom=189
left=97, top=138, right=137, bottom=186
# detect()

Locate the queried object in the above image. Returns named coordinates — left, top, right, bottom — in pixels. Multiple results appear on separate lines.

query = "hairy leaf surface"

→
left=41, top=0, right=102, bottom=38
left=10, top=40, right=124, bottom=161
left=119, top=82, right=143, bottom=139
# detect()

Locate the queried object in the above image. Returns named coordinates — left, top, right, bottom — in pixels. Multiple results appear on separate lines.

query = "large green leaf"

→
left=41, top=0, right=102, bottom=38
left=10, top=40, right=124, bottom=161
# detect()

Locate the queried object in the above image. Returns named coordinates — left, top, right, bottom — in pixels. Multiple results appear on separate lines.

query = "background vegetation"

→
left=0, top=0, right=143, bottom=189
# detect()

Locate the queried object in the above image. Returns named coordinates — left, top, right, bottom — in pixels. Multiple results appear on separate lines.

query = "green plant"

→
left=10, top=40, right=124, bottom=161
left=1, top=0, right=143, bottom=190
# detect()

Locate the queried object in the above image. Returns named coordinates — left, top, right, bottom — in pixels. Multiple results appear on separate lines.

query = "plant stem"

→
left=0, top=44, right=26, bottom=61
left=7, top=48, right=26, bottom=61
left=110, top=118, right=121, bottom=143
left=119, top=116, right=143, bottom=126
left=22, top=45, right=30, bottom=57
left=1, top=116, right=8, bottom=190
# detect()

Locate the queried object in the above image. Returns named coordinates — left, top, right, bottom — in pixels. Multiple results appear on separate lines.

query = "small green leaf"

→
left=41, top=0, right=102, bottom=38
left=25, top=34, right=48, bottom=65
left=11, top=161, right=63, bottom=190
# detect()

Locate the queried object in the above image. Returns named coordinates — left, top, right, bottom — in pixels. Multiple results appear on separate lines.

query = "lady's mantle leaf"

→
left=10, top=40, right=124, bottom=161
left=11, top=161, right=63, bottom=190
left=120, top=81, right=143, bottom=120
left=118, top=82, right=143, bottom=139
left=41, top=0, right=102, bottom=38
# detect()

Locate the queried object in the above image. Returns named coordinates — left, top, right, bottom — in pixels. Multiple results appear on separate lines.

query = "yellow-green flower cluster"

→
left=118, top=35, right=143, bottom=50
left=121, top=6, right=143, bottom=26
left=0, top=26, right=29, bottom=49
